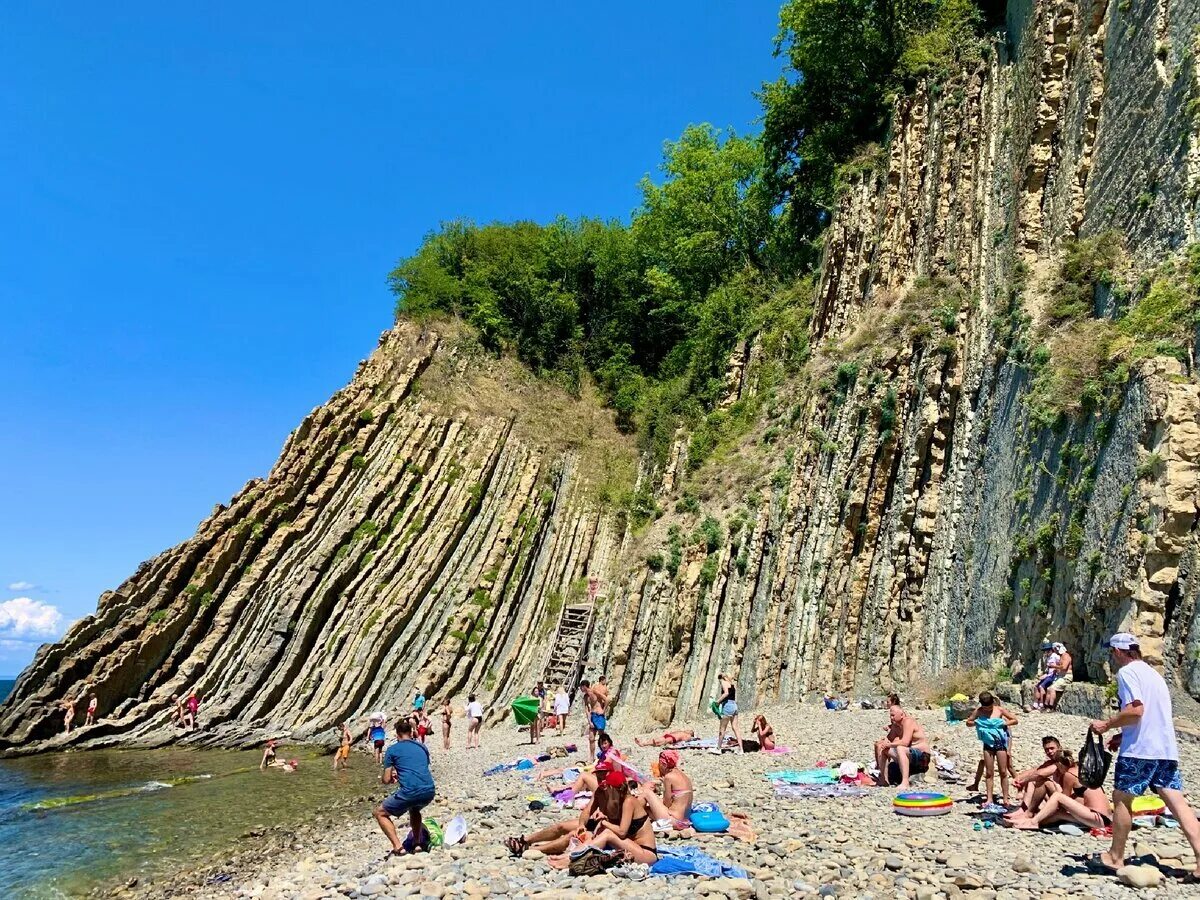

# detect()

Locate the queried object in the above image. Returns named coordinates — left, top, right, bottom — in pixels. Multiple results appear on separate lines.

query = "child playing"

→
left=964, top=691, right=1019, bottom=812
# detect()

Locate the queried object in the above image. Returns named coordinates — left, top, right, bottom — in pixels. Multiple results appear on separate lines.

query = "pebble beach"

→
left=113, top=705, right=1200, bottom=899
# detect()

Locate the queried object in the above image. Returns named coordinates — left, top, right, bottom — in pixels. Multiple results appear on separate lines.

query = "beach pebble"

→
left=1116, top=865, right=1162, bottom=888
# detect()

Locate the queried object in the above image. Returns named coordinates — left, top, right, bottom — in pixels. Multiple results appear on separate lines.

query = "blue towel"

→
left=766, top=768, right=836, bottom=785
left=650, top=844, right=749, bottom=879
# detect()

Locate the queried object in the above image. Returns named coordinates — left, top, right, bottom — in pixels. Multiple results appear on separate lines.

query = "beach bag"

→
left=569, top=847, right=619, bottom=876
left=689, top=802, right=731, bottom=833
left=1079, top=731, right=1112, bottom=789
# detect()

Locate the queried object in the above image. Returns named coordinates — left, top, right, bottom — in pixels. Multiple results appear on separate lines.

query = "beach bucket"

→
left=893, top=792, right=952, bottom=817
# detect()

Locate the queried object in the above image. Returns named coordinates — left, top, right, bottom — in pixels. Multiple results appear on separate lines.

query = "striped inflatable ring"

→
left=893, top=792, right=953, bottom=816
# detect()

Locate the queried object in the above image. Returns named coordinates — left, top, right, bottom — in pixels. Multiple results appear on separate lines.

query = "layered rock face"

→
left=3, top=0, right=1200, bottom=752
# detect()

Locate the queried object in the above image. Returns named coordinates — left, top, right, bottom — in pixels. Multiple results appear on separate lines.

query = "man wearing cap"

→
left=1089, top=633, right=1200, bottom=876
left=1044, top=642, right=1073, bottom=711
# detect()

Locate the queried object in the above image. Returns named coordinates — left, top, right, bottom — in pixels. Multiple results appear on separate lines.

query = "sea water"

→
left=0, top=744, right=380, bottom=898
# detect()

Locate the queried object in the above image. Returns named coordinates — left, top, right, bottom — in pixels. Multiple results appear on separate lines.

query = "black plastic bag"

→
left=1079, top=730, right=1112, bottom=789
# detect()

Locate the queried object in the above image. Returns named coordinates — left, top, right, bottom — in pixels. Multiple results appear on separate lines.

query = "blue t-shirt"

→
left=413, top=694, right=425, bottom=710
left=383, top=739, right=434, bottom=794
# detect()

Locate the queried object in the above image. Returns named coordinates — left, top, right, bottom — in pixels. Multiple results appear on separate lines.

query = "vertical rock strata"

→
left=3, top=0, right=1200, bottom=751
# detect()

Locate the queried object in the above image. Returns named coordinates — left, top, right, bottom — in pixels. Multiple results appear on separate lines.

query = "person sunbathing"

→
left=506, top=769, right=624, bottom=856
left=644, top=750, right=693, bottom=824
left=635, top=728, right=696, bottom=747
left=751, top=715, right=775, bottom=751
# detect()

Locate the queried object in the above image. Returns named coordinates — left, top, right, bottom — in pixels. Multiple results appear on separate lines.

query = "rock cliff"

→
left=3, top=0, right=1200, bottom=752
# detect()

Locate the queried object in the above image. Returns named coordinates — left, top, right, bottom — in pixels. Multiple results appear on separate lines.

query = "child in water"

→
left=965, top=691, right=1019, bottom=811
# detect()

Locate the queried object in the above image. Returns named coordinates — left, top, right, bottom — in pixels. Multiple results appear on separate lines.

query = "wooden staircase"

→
left=541, top=603, right=595, bottom=695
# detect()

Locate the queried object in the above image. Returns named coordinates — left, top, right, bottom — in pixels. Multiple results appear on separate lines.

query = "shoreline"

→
left=97, top=704, right=1200, bottom=899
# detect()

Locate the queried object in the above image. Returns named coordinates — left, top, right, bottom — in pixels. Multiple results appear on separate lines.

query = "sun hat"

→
left=1052, top=642, right=1066, bottom=653
left=443, top=815, right=468, bottom=845
left=1106, top=632, right=1139, bottom=650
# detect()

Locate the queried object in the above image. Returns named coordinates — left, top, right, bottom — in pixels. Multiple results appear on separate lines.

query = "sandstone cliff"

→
left=3, top=0, right=1200, bottom=752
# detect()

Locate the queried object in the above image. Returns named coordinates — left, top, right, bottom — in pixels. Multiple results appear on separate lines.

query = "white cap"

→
left=1106, top=633, right=1139, bottom=650
left=1052, top=642, right=1066, bottom=653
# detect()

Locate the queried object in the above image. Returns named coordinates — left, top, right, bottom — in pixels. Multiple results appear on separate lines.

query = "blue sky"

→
left=0, top=1, right=782, bottom=675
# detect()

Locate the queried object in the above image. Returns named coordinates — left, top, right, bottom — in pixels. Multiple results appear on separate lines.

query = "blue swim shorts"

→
left=381, top=787, right=435, bottom=817
left=1114, top=756, right=1183, bottom=795
left=590, top=712, right=607, bottom=731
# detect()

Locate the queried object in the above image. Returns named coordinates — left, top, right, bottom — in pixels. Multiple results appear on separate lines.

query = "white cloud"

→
left=0, top=597, right=64, bottom=639
left=7, top=582, right=35, bottom=592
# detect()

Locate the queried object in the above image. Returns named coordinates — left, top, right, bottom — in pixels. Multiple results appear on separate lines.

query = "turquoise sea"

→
left=0, top=741, right=380, bottom=898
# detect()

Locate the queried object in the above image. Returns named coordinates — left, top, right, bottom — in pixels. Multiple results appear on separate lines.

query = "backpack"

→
left=1079, top=731, right=1112, bottom=789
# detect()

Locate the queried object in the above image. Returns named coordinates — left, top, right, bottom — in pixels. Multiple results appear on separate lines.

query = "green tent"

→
left=511, top=696, right=540, bottom=726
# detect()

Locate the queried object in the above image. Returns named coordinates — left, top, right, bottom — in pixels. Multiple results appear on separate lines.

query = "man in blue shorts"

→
left=373, top=718, right=436, bottom=855
left=1090, top=633, right=1200, bottom=877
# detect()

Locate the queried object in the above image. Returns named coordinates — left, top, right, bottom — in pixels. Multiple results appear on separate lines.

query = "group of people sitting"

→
left=504, top=730, right=696, bottom=866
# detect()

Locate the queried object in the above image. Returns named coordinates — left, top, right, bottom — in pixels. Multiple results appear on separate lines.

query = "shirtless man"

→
left=874, top=704, right=930, bottom=789
left=1044, top=643, right=1073, bottom=711
left=581, top=679, right=610, bottom=761
left=635, top=728, right=696, bottom=747
left=645, top=749, right=694, bottom=823
left=1005, top=735, right=1075, bottom=815
left=85, top=694, right=98, bottom=726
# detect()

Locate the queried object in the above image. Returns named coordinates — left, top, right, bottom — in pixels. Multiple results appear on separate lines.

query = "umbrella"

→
left=511, top=696, right=540, bottom=726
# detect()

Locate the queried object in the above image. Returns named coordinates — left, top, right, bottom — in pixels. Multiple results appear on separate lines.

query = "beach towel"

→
left=670, top=738, right=720, bottom=750
left=766, top=769, right=836, bottom=785
left=765, top=745, right=793, bottom=754
left=773, top=783, right=871, bottom=800
left=650, top=844, right=749, bottom=879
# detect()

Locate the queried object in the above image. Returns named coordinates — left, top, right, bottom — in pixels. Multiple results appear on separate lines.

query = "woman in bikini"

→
left=635, top=728, right=695, bottom=747
left=441, top=699, right=453, bottom=750
left=645, top=749, right=693, bottom=823
left=578, top=772, right=659, bottom=863
left=1010, top=751, right=1111, bottom=830
left=751, top=715, right=775, bottom=751
left=507, top=770, right=625, bottom=857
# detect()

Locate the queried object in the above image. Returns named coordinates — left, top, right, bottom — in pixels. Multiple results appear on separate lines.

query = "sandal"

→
left=1084, top=853, right=1120, bottom=875
left=505, top=836, right=528, bottom=856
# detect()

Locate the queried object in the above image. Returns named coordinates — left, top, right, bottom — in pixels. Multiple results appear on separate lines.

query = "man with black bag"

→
left=1089, top=633, right=1200, bottom=878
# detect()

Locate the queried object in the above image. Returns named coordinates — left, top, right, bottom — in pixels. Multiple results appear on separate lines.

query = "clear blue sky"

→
left=0, top=1, right=783, bottom=675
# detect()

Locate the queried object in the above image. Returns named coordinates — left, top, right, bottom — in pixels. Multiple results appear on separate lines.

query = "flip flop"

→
left=505, top=836, right=527, bottom=856
left=1084, top=854, right=1119, bottom=875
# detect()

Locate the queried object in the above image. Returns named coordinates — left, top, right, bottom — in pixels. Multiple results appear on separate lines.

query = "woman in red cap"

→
left=505, top=765, right=624, bottom=857
left=574, top=770, right=659, bottom=863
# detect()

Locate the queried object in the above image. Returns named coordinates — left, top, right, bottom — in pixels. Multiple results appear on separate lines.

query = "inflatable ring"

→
left=893, top=792, right=953, bottom=816
left=1132, top=795, right=1166, bottom=816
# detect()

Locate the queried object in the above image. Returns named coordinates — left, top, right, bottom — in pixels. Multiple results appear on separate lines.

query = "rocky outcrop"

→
left=3, top=0, right=1200, bottom=751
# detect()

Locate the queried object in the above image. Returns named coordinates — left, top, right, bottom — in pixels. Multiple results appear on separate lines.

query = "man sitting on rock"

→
left=373, top=718, right=436, bottom=856
left=873, top=704, right=930, bottom=789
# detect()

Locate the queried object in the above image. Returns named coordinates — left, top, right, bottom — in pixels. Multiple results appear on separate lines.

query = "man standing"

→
left=373, top=719, right=436, bottom=855
left=413, top=686, right=426, bottom=714
left=873, top=704, right=930, bottom=789
left=586, top=677, right=610, bottom=761
left=1090, top=633, right=1200, bottom=877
